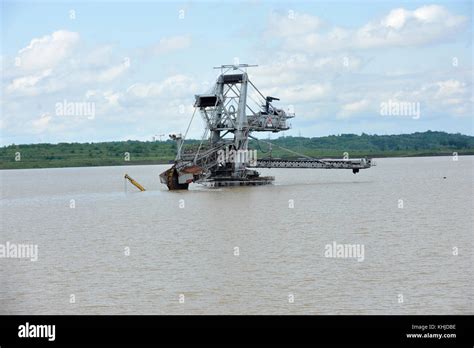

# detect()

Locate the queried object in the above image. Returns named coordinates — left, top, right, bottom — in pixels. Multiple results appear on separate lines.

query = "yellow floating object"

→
left=124, top=174, right=146, bottom=191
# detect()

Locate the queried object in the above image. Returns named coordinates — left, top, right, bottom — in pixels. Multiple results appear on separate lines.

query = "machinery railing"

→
left=255, top=158, right=372, bottom=170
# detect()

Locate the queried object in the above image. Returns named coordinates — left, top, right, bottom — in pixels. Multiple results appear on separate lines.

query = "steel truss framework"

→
left=160, top=64, right=372, bottom=190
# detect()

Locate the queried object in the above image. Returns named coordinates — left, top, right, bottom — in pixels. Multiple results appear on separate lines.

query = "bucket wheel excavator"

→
left=160, top=64, right=373, bottom=190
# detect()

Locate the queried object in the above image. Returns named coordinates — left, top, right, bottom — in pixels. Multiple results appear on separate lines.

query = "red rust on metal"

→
left=181, top=165, right=203, bottom=174
left=164, top=167, right=189, bottom=190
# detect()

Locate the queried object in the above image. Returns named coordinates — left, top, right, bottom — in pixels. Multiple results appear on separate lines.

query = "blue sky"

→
left=1, top=0, right=472, bottom=145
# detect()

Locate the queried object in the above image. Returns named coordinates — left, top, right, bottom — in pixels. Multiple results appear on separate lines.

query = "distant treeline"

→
left=1, top=131, right=473, bottom=169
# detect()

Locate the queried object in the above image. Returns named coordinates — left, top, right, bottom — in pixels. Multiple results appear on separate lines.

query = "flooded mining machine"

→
left=160, top=64, right=372, bottom=190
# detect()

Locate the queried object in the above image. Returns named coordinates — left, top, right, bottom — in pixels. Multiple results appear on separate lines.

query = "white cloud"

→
left=126, top=74, right=198, bottom=99
left=413, top=79, right=471, bottom=116
left=17, top=30, right=79, bottom=71
left=151, top=35, right=191, bottom=55
left=31, top=113, right=52, bottom=133
left=5, top=30, right=132, bottom=97
left=86, top=89, right=121, bottom=108
left=249, top=5, right=468, bottom=123
left=6, top=69, right=52, bottom=95
left=433, top=79, right=466, bottom=98
left=413, top=5, right=451, bottom=24
left=354, top=5, right=466, bottom=49
left=382, top=8, right=411, bottom=30
left=265, top=11, right=322, bottom=39
left=269, top=5, right=467, bottom=53
left=95, top=61, right=130, bottom=82
left=263, top=83, right=331, bottom=104
left=1, top=5, right=471, bottom=145
left=337, top=99, right=370, bottom=119
left=251, top=5, right=471, bottom=126
left=251, top=53, right=362, bottom=88
left=82, top=45, right=114, bottom=66
left=2, top=29, right=199, bottom=141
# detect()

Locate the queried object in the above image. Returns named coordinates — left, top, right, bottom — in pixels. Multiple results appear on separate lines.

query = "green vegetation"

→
left=253, top=131, right=474, bottom=159
left=1, top=131, right=473, bottom=169
left=0, top=140, right=178, bottom=169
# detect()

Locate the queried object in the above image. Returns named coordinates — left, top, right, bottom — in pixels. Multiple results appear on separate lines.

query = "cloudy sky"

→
left=1, top=0, right=472, bottom=145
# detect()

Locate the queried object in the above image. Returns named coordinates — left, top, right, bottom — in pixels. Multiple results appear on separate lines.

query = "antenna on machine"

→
left=213, top=63, right=258, bottom=74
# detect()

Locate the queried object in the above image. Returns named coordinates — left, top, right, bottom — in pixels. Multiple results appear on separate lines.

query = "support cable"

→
left=193, top=127, right=209, bottom=164
left=177, top=107, right=198, bottom=158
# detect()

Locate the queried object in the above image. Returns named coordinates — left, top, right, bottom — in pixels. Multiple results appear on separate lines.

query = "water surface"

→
left=0, top=156, right=472, bottom=314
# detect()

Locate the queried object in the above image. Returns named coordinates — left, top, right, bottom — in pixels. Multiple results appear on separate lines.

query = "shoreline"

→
left=1, top=152, right=472, bottom=171
left=2, top=131, right=472, bottom=170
